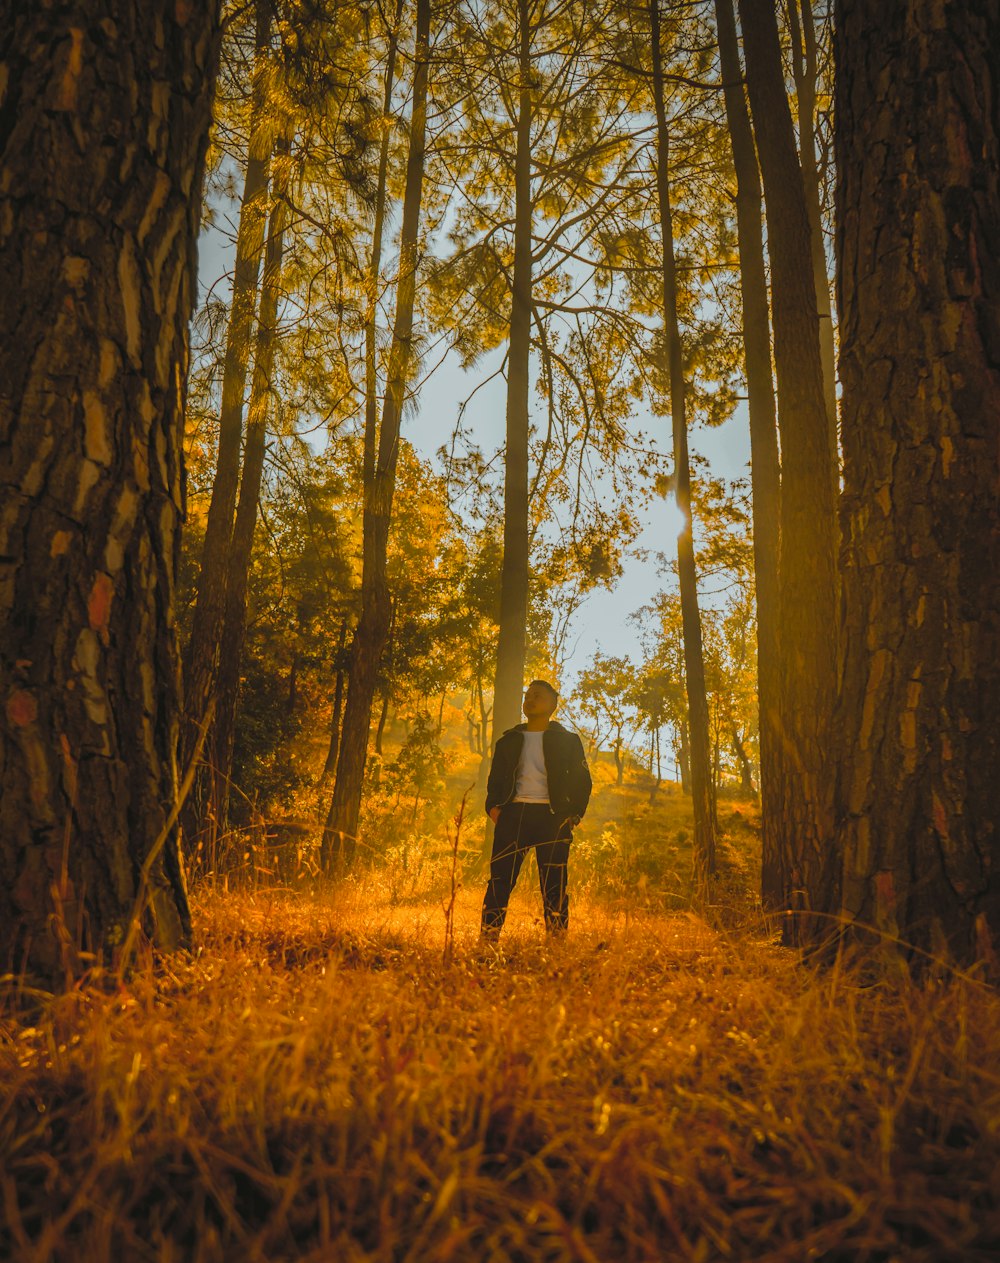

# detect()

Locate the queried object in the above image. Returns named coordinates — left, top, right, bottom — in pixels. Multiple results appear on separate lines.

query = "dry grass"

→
left=3, top=871, right=1000, bottom=1263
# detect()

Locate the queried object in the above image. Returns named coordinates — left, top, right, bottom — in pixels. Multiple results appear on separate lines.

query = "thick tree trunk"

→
left=715, top=0, right=782, bottom=901
left=211, top=134, right=292, bottom=839
left=491, top=0, right=533, bottom=749
left=323, top=0, right=430, bottom=868
left=650, top=0, right=717, bottom=878
left=739, top=0, right=839, bottom=938
left=182, top=0, right=273, bottom=799
left=0, top=1, right=219, bottom=979
left=835, top=0, right=1000, bottom=967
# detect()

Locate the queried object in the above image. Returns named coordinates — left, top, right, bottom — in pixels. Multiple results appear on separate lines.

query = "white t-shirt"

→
left=513, top=730, right=549, bottom=803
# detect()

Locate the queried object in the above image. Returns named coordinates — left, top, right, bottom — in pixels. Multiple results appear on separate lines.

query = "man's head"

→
left=522, top=679, right=559, bottom=720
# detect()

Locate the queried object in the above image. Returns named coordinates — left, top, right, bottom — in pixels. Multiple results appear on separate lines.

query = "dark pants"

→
left=482, top=802, right=572, bottom=936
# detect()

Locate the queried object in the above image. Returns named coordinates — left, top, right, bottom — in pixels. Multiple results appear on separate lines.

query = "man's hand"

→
left=488, top=806, right=501, bottom=824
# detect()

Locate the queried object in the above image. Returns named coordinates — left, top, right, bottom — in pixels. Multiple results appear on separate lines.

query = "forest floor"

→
left=3, top=788, right=1000, bottom=1261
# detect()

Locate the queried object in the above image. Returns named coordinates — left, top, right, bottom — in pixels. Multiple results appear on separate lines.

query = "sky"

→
left=196, top=218, right=752, bottom=694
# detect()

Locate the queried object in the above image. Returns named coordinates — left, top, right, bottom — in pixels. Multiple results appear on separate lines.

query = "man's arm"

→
left=571, top=733, right=593, bottom=820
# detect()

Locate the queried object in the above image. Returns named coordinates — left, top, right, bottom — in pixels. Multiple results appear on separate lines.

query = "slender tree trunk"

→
left=374, top=693, right=390, bottom=756
left=732, top=727, right=755, bottom=798
left=650, top=0, right=717, bottom=878
left=739, top=0, right=838, bottom=938
left=786, top=0, right=838, bottom=476
left=319, top=619, right=349, bottom=785
left=182, top=0, right=273, bottom=803
left=834, top=0, right=1000, bottom=967
left=491, top=0, right=533, bottom=749
left=715, top=0, right=783, bottom=902
left=323, top=0, right=430, bottom=868
left=678, top=723, right=691, bottom=795
left=212, top=133, right=292, bottom=839
left=0, top=1, right=220, bottom=980
left=615, top=736, right=625, bottom=786
left=363, top=0, right=405, bottom=498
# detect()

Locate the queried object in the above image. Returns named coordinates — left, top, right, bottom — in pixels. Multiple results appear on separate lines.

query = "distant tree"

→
left=834, top=0, right=1000, bottom=967
left=576, top=653, right=639, bottom=786
left=0, top=2, right=220, bottom=978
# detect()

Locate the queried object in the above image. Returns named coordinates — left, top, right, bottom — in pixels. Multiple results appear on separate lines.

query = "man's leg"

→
left=534, top=812, right=571, bottom=934
left=481, top=804, right=528, bottom=938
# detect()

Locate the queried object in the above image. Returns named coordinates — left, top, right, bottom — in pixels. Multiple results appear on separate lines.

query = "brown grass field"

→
left=2, top=781, right=1000, bottom=1261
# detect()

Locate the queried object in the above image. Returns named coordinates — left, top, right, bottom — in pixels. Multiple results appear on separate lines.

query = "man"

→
left=482, top=680, right=592, bottom=939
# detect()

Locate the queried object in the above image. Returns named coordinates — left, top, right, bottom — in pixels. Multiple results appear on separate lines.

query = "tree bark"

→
left=211, top=132, right=292, bottom=839
left=714, top=0, right=783, bottom=901
left=323, top=0, right=430, bottom=868
left=739, top=0, right=839, bottom=938
left=835, top=0, right=1000, bottom=967
left=786, top=0, right=838, bottom=478
left=182, top=0, right=273, bottom=798
left=0, top=1, right=220, bottom=979
left=491, top=0, right=534, bottom=749
left=650, top=0, right=717, bottom=878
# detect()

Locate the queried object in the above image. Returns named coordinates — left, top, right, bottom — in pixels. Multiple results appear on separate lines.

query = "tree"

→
left=576, top=653, right=638, bottom=786
left=648, top=0, right=717, bottom=878
left=323, top=0, right=432, bottom=867
left=183, top=0, right=275, bottom=797
left=738, top=0, right=838, bottom=930
left=713, top=0, right=781, bottom=883
left=834, top=0, right=1000, bottom=966
left=0, top=2, right=220, bottom=978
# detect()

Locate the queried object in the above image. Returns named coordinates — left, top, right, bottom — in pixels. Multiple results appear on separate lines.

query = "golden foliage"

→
left=3, top=877, right=1000, bottom=1260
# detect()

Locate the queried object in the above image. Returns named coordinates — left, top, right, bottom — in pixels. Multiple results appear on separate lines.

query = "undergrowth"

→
left=2, top=878, right=999, bottom=1261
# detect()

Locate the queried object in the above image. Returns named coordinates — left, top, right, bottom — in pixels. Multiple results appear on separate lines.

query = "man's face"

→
left=522, top=683, right=556, bottom=719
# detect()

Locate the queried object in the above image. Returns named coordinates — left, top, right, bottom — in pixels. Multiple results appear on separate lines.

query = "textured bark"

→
left=715, top=0, right=782, bottom=899
left=739, top=0, right=839, bottom=937
left=650, top=0, right=717, bottom=878
left=212, top=134, right=292, bottom=838
left=835, top=0, right=1000, bottom=966
left=0, top=1, right=219, bottom=978
left=490, top=0, right=534, bottom=750
left=323, top=0, right=430, bottom=867
left=182, top=0, right=273, bottom=793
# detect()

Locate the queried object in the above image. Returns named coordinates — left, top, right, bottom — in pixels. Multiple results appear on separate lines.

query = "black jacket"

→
left=485, top=721, right=592, bottom=824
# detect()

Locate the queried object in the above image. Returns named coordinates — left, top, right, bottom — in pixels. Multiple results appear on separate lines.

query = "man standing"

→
left=482, top=680, right=592, bottom=940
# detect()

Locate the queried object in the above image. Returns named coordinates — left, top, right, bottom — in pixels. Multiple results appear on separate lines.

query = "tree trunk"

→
left=650, top=0, right=717, bottom=878
left=677, top=722, right=691, bottom=795
left=211, top=132, right=292, bottom=840
left=739, top=0, right=838, bottom=938
left=323, top=0, right=430, bottom=869
left=615, top=736, right=624, bottom=786
left=834, top=0, right=1000, bottom=967
left=374, top=693, right=390, bottom=756
left=0, top=1, right=219, bottom=980
left=786, top=0, right=838, bottom=478
left=182, top=0, right=273, bottom=800
left=732, top=727, right=756, bottom=798
left=715, top=0, right=783, bottom=902
left=491, top=0, right=533, bottom=749
left=319, top=619, right=349, bottom=785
